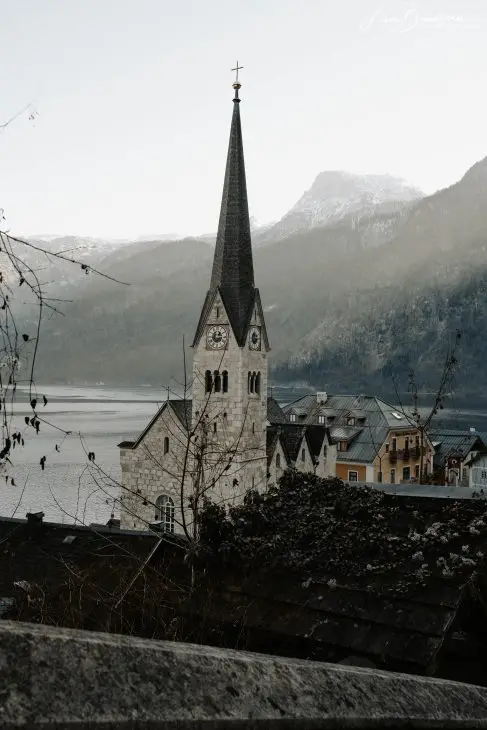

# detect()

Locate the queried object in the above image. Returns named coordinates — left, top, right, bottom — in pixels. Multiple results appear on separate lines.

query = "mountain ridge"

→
left=13, top=159, right=487, bottom=406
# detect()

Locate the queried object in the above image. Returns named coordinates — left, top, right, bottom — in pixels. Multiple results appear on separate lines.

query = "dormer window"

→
left=289, top=414, right=296, bottom=423
left=318, top=415, right=325, bottom=425
left=338, top=440, right=348, bottom=452
left=347, top=417, right=355, bottom=426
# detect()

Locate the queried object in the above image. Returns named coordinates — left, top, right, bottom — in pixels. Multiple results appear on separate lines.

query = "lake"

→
left=1, top=385, right=486, bottom=526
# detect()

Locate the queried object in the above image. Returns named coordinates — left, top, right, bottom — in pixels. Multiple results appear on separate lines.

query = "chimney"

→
left=26, top=511, right=44, bottom=525
left=316, top=391, right=327, bottom=405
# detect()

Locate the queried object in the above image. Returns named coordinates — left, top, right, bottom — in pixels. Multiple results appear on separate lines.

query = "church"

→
left=118, top=75, right=432, bottom=533
left=118, top=75, right=284, bottom=534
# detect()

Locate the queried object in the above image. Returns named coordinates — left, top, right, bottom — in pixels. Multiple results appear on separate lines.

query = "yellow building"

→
left=284, top=393, right=434, bottom=484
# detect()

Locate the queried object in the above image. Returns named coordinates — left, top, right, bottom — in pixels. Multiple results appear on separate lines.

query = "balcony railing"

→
left=389, top=447, right=424, bottom=464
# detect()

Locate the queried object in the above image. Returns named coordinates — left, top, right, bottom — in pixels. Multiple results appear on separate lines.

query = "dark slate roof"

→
left=213, top=576, right=466, bottom=671
left=117, top=399, right=192, bottom=450
left=429, top=430, right=485, bottom=465
left=267, top=397, right=288, bottom=425
left=266, top=427, right=280, bottom=466
left=283, top=393, right=429, bottom=464
left=305, top=425, right=329, bottom=460
left=210, top=91, right=254, bottom=341
left=192, top=90, right=266, bottom=348
left=278, top=425, right=307, bottom=464
left=170, top=399, right=192, bottom=431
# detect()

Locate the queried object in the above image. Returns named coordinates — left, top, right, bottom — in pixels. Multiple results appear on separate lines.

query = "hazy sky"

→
left=0, top=0, right=485, bottom=238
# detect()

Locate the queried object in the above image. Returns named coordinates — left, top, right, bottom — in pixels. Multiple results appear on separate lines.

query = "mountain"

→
left=17, top=159, right=487, bottom=406
left=254, top=171, right=423, bottom=245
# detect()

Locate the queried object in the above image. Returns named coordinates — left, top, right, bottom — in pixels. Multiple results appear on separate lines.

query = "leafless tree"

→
left=389, top=330, right=462, bottom=482
left=0, top=229, right=127, bottom=487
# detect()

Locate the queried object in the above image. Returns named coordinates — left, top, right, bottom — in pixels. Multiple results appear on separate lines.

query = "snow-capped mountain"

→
left=255, top=171, right=424, bottom=244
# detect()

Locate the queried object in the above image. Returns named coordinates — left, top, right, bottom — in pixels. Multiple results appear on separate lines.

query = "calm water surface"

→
left=0, top=386, right=167, bottom=526
left=1, top=385, right=486, bottom=525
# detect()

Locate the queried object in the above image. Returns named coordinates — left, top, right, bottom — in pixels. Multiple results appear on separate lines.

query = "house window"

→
left=392, top=438, right=397, bottom=452
left=205, top=370, right=212, bottom=393
left=250, top=372, right=256, bottom=393
left=347, top=417, right=355, bottom=426
left=289, top=414, right=296, bottom=423
left=481, top=470, right=487, bottom=480
left=415, top=465, right=420, bottom=480
left=301, top=448, right=305, bottom=462
left=248, top=372, right=252, bottom=393
left=405, top=437, right=409, bottom=451
left=164, top=436, right=169, bottom=455
left=214, top=371, right=221, bottom=393
left=390, top=469, right=396, bottom=484
left=378, top=471, right=383, bottom=483
left=216, top=306, right=220, bottom=319
left=348, top=471, right=358, bottom=482
left=252, top=422, right=255, bottom=434
left=323, top=444, right=327, bottom=457
left=338, top=440, right=347, bottom=452
left=255, top=372, right=261, bottom=396
left=213, top=422, right=217, bottom=434
left=403, top=466, right=410, bottom=481
left=276, top=453, right=281, bottom=468
left=222, top=371, right=228, bottom=393
left=318, top=415, right=325, bottom=424
left=385, top=443, right=389, bottom=453
left=155, top=495, right=175, bottom=533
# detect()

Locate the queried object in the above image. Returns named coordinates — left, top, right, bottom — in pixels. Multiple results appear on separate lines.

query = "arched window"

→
left=276, top=453, right=281, bottom=469
left=250, top=372, right=256, bottom=393
left=155, top=495, right=175, bottom=533
left=248, top=372, right=252, bottom=393
left=164, top=436, right=169, bottom=454
left=222, top=371, right=228, bottom=393
left=205, top=370, right=213, bottom=393
left=214, top=371, right=221, bottom=393
left=255, top=372, right=261, bottom=395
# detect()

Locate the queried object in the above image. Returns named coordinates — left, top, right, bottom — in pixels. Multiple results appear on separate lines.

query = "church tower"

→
left=191, top=71, right=270, bottom=499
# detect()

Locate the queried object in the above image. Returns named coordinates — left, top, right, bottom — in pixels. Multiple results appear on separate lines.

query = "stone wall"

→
left=2, top=620, right=487, bottom=728
left=120, top=405, right=190, bottom=532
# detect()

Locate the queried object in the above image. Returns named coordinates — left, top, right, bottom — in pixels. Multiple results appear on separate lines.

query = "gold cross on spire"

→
left=231, top=61, right=244, bottom=84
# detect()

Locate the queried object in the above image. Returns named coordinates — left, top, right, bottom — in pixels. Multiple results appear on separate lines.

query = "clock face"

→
left=249, top=326, right=261, bottom=351
left=206, top=325, right=229, bottom=350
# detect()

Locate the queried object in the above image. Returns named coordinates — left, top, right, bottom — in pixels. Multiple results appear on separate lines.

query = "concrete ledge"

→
left=1, top=621, right=487, bottom=728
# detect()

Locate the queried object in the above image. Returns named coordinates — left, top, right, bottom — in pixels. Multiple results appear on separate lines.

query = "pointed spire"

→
left=209, top=73, right=255, bottom=343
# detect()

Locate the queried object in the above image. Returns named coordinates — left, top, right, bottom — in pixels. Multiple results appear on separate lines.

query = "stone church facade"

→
left=118, top=79, right=433, bottom=534
left=119, top=79, right=281, bottom=534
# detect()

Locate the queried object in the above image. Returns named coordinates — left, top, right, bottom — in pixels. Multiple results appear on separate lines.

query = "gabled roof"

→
left=117, top=399, right=192, bottom=450
left=267, top=396, right=287, bottom=425
left=305, top=425, right=329, bottom=460
left=266, top=427, right=281, bottom=466
left=283, top=393, right=423, bottom=464
left=278, top=425, right=307, bottom=464
left=430, top=430, right=486, bottom=464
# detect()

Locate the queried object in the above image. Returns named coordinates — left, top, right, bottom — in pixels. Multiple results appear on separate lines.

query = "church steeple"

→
left=193, top=70, right=259, bottom=347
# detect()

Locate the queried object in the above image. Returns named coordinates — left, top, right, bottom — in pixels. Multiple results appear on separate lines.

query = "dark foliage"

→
left=199, top=471, right=487, bottom=593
